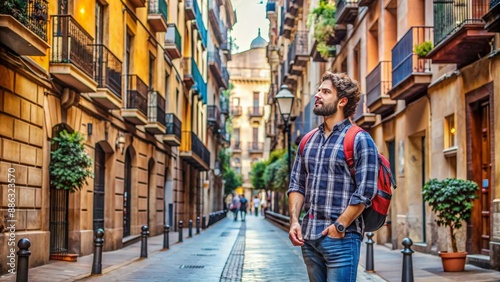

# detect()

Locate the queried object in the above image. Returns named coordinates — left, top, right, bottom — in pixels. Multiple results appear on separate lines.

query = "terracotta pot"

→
left=438, top=251, right=467, bottom=272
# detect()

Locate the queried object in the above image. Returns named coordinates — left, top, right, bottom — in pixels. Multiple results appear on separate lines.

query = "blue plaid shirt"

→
left=287, top=119, right=379, bottom=240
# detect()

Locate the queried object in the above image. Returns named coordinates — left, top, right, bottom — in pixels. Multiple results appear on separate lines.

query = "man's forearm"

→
left=289, top=192, right=305, bottom=224
left=337, top=204, right=365, bottom=227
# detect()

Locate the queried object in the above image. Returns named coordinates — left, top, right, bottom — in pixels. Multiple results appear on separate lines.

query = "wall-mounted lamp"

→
left=87, top=123, right=93, bottom=136
left=115, top=133, right=126, bottom=154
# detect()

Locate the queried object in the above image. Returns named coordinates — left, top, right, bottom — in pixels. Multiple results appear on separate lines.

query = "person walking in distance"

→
left=253, top=196, right=261, bottom=217
left=239, top=194, right=248, bottom=221
left=230, top=193, right=240, bottom=221
left=287, top=72, right=379, bottom=282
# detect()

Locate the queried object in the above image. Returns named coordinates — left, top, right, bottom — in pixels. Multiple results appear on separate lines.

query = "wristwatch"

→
left=334, top=221, right=346, bottom=233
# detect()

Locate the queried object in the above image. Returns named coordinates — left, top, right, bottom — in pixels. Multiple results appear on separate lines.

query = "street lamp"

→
left=275, top=84, right=295, bottom=179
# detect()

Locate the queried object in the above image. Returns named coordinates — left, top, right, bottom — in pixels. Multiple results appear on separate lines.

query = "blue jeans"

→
left=301, top=233, right=362, bottom=282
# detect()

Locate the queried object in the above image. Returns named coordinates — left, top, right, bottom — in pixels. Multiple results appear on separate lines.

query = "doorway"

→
left=123, top=149, right=132, bottom=237
left=93, top=144, right=105, bottom=231
left=467, top=84, right=492, bottom=255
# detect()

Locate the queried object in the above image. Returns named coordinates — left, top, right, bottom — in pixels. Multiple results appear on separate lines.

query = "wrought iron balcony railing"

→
left=248, top=142, right=264, bottom=152
left=126, top=75, right=148, bottom=116
left=391, top=26, right=433, bottom=88
left=92, top=44, right=122, bottom=98
left=220, top=98, right=229, bottom=115
left=50, top=15, right=94, bottom=78
left=366, top=61, right=391, bottom=107
left=165, top=23, right=182, bottom=55
left=148, top=91, right=166, bottom=126
left=181, top=131, right=210, bottom=166
left=231, top=106, right=242, bottom=116
left=148, top=0, right=168, bottom=21
left=434, top=0, right=489, bottom=45
left=248, top=106, right=264, bottom=117
left=207, top=105, right=221, bottom=125
left=222, top=66, right=229, bottom=87
left=0, top=0, right=49, bottom=40
left=165, top=113, right=182, bottom=139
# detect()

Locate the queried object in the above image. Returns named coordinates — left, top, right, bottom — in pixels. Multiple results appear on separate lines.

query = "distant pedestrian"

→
left=287, top=72, right=378, bottom=282
left=239, top=194, right=248, bottom=221
left=253, top=196, right=261, bottom=217
left=230, top=194, right=240, bottom=221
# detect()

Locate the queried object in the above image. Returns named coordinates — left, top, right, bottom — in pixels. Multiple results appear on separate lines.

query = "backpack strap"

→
left=344, top=125, right=365, bottom=177
left=299, top=128, right=319, bottom=156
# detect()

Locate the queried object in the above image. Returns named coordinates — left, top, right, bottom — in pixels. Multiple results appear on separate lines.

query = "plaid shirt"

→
left=287, top=119, right=379, bottom=240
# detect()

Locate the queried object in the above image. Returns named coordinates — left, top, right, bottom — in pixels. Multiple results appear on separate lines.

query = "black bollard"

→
left=202, top=215, right=207, bottom=229
left=401, top=237, right=414, bottom=282
left=196, top=217, right=200, bottom=234
left=365, top=232, right=375, bottom=272
left=178, top=220, right=183, bottom=242
left=140, top=225, right=149, bottom=258
left=163, top=225, right=170, bottom=249
left=188, top=220, right=193, bottom=237
left=91, top=228, right=105, bottom=274
left=16, top=238, right=31, bottom=282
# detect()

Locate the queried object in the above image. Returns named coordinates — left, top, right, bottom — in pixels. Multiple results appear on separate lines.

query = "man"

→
left=287, top=72, right=379, bottom=282
left=230, top=193, right=240, bottom=221
left=253, top=196, right=261, bottom=217
left=239, top=194, right=248, bottom=221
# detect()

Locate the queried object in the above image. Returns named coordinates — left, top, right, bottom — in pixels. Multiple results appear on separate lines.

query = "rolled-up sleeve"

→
left=349, top=131, right=379, bottom=207
left=287, top=149, right=305, bottom=196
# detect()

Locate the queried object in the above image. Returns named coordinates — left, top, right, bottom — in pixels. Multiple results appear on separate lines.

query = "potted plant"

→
left=422, top=178, right=478, bottom=272
left=50, top=130, right=93, bottom=193
left=307, top=0, right=336, bottom=60
left=414, top=40, right=433, bottom=57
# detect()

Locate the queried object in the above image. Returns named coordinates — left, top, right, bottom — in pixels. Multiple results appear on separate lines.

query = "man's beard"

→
left=313, top=99, right=338, bottom=116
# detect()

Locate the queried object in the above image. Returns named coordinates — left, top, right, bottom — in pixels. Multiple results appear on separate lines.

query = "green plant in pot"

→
left=307, top=0, right=336, bottom=59
left=422, top=178, right=478, bottom=272
left=50, top=130, right=93, bottom=193
left=413, top=41, right=433, bottom=57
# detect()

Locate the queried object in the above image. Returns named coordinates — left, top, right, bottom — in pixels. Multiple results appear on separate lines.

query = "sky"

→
left=230, top=0, right=270, bottom=53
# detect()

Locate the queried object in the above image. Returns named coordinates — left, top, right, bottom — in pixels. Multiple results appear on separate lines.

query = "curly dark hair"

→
left=321, top=72, right=361, bottom=118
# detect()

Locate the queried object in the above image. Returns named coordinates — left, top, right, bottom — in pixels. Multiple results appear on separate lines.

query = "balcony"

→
left=232, top=140, right=242, bottom=153
left=148, top=0, right=168, bottom=32
left=220, top=98, right=229, bottom=116
left=248, top=142, right=264, bottom=153
left=207, top=105, right=221, bottom=132
left=248, top=106, right=264, bottom=118
left=231, top=106, right=242, bottom=116
left=50, top=15, right=96, bottom=93
left=388, top=26, right=433, bottom=103
left=353, top=94, right=376, bottom=129
left=165, top=23, right=182, bottom=59
left=208, top=0, right=222, bottom=44
left=281, top=60, right=296, bottom=85
left=129, top=0, right=146, bottom=8
left=267, top=83, right=277, bottom=105
left=183, top=57, right=207, bottom=103
left=121, top=75, right=148, bottom=125
left=220, top=128, right=231, bottom=147
left=209, top=51, right=228, bottom=88
left=89, top=44, right=122, bottom=110
left=0, top=0, right=49, bottom=56
left=184, top=0, right=196, bottom=20
left=483, top=0, right=500, bottom=32
left=163, top=113, right=182, bottom=146
left=328, top=25, right=347, bottom=45
left=288, top=31, right=309, bottom=76
left=335, top=0, right=358, bottom=25
left=366, top=61, right=396, bottom=117
left=180, top=131, right=210, bottom=171
left=427, top=0, right=494, bottom=68
left=145, top=91, right=166, bottom=134
left=190, top=0, right=207, bottom=47
left=221, top=25, right=231, bottom=60
left=222, top=67, right=229, bottom=89
left=358, top=0, right=375, bottom=7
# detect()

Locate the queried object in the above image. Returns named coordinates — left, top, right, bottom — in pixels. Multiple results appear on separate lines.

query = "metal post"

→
left=287, top=123, right=291, bottom=177
left=140, top=225, right=149, bottom=258
left=365, top=232, right=375, bottom=272
left=188, top=220, right=193, bottom=237
left=178, top=220, right=183, bottom=242
left=202, top=215, right=206, bottom=229
left=91, top=229, right=105, bottom=274
left=401, top=237, right=414, bottom=282
left=163, top=225, right=170, bottom=249
left=16, top=238, right=31, bottom=282
left=196, top=217, right=200, bottom=234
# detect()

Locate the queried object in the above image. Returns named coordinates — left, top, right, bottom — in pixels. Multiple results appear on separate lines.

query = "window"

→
left=253, top=127, right=258, bottom=142
left=232, top=97, right=240, bottom=106
left=444, top=114, right=456, bottom=149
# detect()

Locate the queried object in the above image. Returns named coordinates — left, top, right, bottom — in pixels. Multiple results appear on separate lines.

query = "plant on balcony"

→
left=413, top=41, right=433, bottom=57
left=307, top=0, right=336, bottom=59
left=50, top=130, right=93, bottom=193
left=0, top=0, right=28, bottom=25
left=422, top=178, right=478, bottom=271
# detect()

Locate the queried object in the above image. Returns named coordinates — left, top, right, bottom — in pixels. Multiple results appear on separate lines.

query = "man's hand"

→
left=321, top=225, right=345, bottom=239
left=289, top=222, right=304, bottom=246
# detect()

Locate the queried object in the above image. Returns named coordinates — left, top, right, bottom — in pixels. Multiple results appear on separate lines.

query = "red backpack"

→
left=299, top=125, right=397, bottom=232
